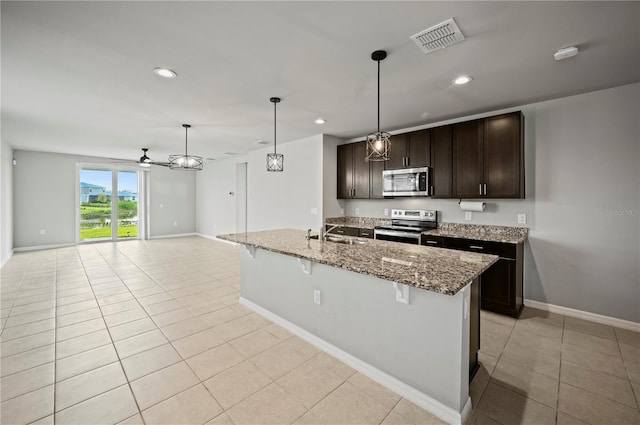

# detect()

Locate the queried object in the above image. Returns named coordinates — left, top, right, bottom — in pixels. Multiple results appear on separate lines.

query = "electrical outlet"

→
left=355, top=208, right=360, bottom=215
left=384, top=208, right=389, bottom=216
left=40, top=229, right=46, bottom=235
left=173, top=221, right=178, bottom=227
left=310, top=207, right=318, bottom=216
left=313, top=289, right=321, bottom=305
left=518, top=214, right=527, bottom=224
left=465, top=211, right=473, bottom=221
left=160, top=203, right=164, bottom=209
left=340, top=208, right=344, bottom=215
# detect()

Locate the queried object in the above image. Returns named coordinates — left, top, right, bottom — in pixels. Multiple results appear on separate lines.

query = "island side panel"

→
left=239, top=247, right=471, bottom=414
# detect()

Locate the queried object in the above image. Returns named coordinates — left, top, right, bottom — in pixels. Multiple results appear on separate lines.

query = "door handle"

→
left=425, top=240, right=438, bottom=245
left=479, top=184, right=482, bottom=195
left=484, top=184, right=487, bottom=195
left=469, top=245, right=484, bottom=250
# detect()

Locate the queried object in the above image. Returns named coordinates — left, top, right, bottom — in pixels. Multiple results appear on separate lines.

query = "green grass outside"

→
left=81, top=226, right=138, bottom=240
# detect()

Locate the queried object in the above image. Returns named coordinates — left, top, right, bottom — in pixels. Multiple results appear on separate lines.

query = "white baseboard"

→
left=14, top=243, right=75, bottom=252
left=524, top=299, right=640, bottom=332
left=1, top=250, right=14, bottom=268
left=195, top=233, right=239, bottom=246
left=240, top=297, right=470, bottom=425
left=148, top=232, right=197, bottom=240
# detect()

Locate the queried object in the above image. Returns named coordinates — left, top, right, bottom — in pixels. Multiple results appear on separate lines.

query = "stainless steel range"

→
left=373, top=209, right=437, bottom=245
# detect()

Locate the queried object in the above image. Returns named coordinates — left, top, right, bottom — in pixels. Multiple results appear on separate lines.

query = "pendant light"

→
left=366, top=50, right=391, bottom=161
left=169, top=124, right=203, bottom=171
left=266, top=97, right=284, bottom=172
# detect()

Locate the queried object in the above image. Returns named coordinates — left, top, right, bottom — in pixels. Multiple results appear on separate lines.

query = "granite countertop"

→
left=324, top=216, right=391, bottom=230
left=423, top=223, right=528, bottom=244
left=218, top=229, right=498, bottom=296
left=325, top=216, right=528, bottom=244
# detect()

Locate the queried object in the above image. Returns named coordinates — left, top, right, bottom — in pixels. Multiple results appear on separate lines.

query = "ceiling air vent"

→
left=410, top=18, right=465, bottom=54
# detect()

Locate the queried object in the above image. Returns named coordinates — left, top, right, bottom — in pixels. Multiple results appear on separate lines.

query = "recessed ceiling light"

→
left=153, top=67, right=177, bottom=78
left=554, top=46, right=579, bottom=61
left=315, top=118, right=326, bottom=125
left=453, top=75, right=472, bottom=85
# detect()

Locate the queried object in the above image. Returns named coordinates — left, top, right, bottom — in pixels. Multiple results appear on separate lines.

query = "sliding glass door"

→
left=79, top=167, right=141, bottom=242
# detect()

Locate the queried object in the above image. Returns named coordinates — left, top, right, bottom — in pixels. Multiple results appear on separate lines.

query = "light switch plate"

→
left=310, top=207, right=318, bottom=216
left=518, top=214, right=527, bottom=224
left=384, top=208, right=389, bottom=216
left=465, top=211, right=472, bottom=221
left=355, top=208, right=360, bottom=215
left=313, top=290, right=321, bottom=305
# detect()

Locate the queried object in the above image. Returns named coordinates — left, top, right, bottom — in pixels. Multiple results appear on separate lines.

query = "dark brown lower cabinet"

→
left=425, top=236, right=524, bottom=318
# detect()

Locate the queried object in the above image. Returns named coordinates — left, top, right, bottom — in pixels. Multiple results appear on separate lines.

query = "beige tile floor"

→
left=0, top=236, right=638, bottom=425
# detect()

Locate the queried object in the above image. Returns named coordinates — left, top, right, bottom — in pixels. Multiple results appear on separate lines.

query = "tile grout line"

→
left=75, top=244, right=147, bottom=425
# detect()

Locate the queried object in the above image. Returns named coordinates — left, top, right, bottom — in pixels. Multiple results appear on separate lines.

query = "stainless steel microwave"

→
left=382, top=167, right=430, bottom=197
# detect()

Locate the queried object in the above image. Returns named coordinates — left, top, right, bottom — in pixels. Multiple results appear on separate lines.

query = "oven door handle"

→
left=374, top=229, right=422, bottom=240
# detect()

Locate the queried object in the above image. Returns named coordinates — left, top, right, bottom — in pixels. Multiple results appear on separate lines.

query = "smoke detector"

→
left=410, top=18, right=465, bottom=54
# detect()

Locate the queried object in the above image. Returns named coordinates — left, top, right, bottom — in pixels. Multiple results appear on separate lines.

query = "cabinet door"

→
left=431, top=125, right=453, bottom=198
left=480, top=259, right=515, bottom=313
left=352, top=142, right=370, bottom=199
left=369, top=160, right=385, bottom=199
left=484, top=112, right=524, bottom=198
left=385, top=134, right=408, bottom=170
left=453, top=119, right=484, bottom=198
left=337, top=144, right=353, bottom=199
left=407, top=130, right=430, bottom=168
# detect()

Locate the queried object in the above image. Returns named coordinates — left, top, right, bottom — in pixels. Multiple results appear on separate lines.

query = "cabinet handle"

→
left=405, top=157, right=409, bottom=167
left=469, top=245, right=484, bottom=250
left=425, top=240, right=438, bottom=245
left=479, top=184, right=483, bottom=195
left=430, top=186, right=434, bottom=196
left=361, top=232, right=370, bottom=236
left=483, top=184, right=487, bottom=195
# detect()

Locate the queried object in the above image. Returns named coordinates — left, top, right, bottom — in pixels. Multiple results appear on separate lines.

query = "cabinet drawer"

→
left=443, top=237, right=516, bottom=259
left=358, top=229, right=374, bottom=239
left=326, top=226, right=359, bottom=237
left=421, top=235, right=445, bottom=247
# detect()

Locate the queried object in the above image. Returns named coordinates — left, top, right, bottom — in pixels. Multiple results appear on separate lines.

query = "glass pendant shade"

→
left=169, top=124, right=203, bottom=171
left=266, top=97, right=283, bottom=172
left=365, top=50, right=391, bottom=162
left=266, top=152, right=284, bottom=172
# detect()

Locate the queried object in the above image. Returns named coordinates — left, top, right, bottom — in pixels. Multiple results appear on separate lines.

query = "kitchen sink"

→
left=326, top=235, right=368, bottom=245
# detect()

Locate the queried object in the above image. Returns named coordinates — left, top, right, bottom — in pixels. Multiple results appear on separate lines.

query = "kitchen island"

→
left=218, top=229, right=498, bottom=425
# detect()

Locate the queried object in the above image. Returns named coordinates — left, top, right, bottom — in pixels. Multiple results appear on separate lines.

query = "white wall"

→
left=148, top=164, right=196, bottom=238
left=195, top=155, right=248, bottom=237
left=1, top=140, right=14, bottom=266
left=247, top=135, right=324, bottom=232
left=12, top=150, right=196, bottom=248
left=343, top=84, right=640, bottom=323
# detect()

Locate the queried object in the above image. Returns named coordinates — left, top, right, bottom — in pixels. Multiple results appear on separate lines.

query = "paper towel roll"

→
left=460, top=201, right=486, bottom=212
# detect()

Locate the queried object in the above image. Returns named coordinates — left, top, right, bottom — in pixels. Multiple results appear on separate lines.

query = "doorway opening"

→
left=79, top=167, right=142, bottom=242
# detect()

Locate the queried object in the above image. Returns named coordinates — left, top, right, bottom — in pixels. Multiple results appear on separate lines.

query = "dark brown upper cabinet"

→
left=484, top=112, right=524, bottom=198
left=453, top=112, right=524, bottom=199
left=430, top=125, right=453, bottom=198
left=385, top=131, right=430, bottom=170
left=337, top=141, right=370, bottom=199
left=369, top=160, right=385, bottom=199
left=453, top=119, right=484, bottom=198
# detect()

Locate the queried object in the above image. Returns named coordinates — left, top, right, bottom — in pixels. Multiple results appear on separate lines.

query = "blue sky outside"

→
left=80, top=169, right=137, bottom=192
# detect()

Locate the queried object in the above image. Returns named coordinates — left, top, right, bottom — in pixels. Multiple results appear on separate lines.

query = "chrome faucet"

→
left=323, top=224, right=341, bottom=240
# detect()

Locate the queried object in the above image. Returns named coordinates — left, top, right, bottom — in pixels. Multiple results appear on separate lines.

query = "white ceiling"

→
left=2, top=1, right=639, bottom=162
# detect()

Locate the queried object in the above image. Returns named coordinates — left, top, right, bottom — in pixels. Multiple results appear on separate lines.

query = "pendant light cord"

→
left=273, top=101, right=277, bottom=154
left=377, top=58, right=381, bottom=134
left=185, top=125, right=188, bottom=156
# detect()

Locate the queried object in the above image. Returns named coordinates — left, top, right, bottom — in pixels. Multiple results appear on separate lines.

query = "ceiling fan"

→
left=111, top=148, right=170, bottom=168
